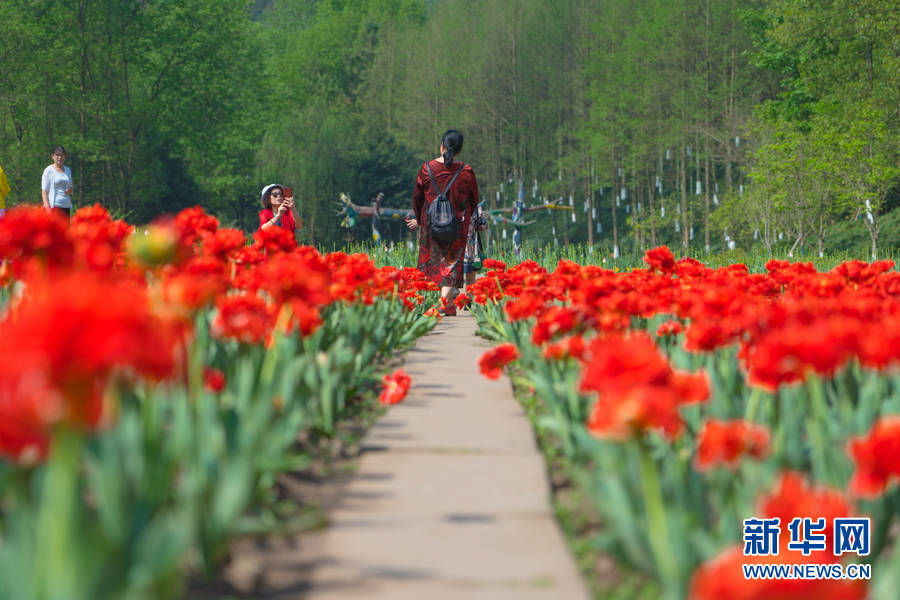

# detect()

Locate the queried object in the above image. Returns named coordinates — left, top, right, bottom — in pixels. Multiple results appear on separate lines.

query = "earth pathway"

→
left=257, top=311, right=589, bottom=599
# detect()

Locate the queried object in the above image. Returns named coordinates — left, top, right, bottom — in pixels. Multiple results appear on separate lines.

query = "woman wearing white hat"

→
left=258, top=183, right=299, bottom=241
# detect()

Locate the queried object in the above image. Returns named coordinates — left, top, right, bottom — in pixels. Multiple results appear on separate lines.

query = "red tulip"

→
left=479, top=343, right=519, bottom=379
left=695, top=419, right=770, bottom=470
left=379, top=370, right=412, bottom=406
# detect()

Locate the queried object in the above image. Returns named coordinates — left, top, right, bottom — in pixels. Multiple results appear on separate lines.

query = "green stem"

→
left=638, top=440, right=681, bottom=598
left=744, top=387, right=763, bottom=423
left=259, top=328, right=283, bottom=387
left=34, top=427, right=84, bottom=600
left=806, top=375, right=832, bottom=484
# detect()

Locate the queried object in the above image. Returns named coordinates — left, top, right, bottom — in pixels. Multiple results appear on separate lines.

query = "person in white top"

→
left=41, top=145, right=74, bottom=219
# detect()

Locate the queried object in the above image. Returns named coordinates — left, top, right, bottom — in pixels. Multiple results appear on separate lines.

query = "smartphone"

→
left=283, top=186, right=293, bottom=198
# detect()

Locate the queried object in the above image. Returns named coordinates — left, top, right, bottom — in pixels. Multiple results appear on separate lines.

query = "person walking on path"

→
left=41, top=146, right=74, bottom=220
left=463, top=202, right=488, bottom=292
left=406, top=129, right=479, bottom=316
left=258, top=183, right=300, bottom=242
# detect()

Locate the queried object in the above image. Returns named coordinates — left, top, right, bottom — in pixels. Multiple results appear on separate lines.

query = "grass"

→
left=343, top=238, right=898, bottom=273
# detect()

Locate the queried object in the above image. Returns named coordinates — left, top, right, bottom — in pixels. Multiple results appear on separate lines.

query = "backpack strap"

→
left=426, top=161, right=466, bottom=198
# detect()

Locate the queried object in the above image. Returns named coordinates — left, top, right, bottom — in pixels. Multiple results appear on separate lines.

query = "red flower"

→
left=69, top=211, right=133, bottom=273
left=327, top=252, right=377, bottom=301
left=250, top=249, right=331, bottom=306
left=856, top=319, right=900, bottom=370
left=581, top=332, right=709, bottom=440
left=831, top=258, right=894, bottom=285
left=0, top=206, right=73, bottom=277
left=695, top=419, right=770, bottom=470
left=71, top=203, right=114, bottom=225
left=203, top=367, right=226, bottom=393
left=542, top=335, right=587, bottom=361
left=580, top=332, right=671, bottom=393
left=531, top=305, right=582, bottom=345
left=379, top=369, right=412, bottom=406
left=656, top=319, right=683, bottom=337
left=760, top=471, right=853, bottom=561
left=453, top=293, right=471, bottom=309
left=482, top=258, right=507, bottom=270
left=285, top=299, right=323, bottom=337
left=479, top=343, right=519, bottom=379
left=234, top=245, right=266, bottom=268
left=846, top=416, right=900, bottom=498
left=211, top=293, right=275, bottom=344
left=159, top=258, right=228, bottom=316
left=0, top=348, right=60, bottom=463
left=0, top=272, right=178, bottom=462
left=741, top=315, right=858, bottom=392
left=643, top=245, right=675, bottom=273
left=504, top=293, right=546, bottom=321
left=252, top=226, right=297, bottom=254
left=202, top=227, right=247, bottom=260
left=689, top=546, right=866, bottom=600
left=174, top=205, right=219, bottom=246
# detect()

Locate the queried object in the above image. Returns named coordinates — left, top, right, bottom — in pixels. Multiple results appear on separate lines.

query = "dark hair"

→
left=52, top=145, right=67, bottom=156
left=441, top=130, right=463, bottom=165
left=261, top=185, right=284, bottom=210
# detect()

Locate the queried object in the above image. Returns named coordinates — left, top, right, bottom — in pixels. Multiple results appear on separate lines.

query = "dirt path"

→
left=217, top=311, right=589, bottom=599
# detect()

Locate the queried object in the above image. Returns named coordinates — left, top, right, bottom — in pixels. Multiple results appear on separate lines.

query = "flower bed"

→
left=470, top=248, right=900, bottom=599
left=0, top=205, right=437, bottom=600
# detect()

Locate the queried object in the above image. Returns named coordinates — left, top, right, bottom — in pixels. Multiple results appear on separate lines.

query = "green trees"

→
left=0, top=0, right=263, bottom=224
left=256, top=0, right=423, bottom=244
left=2, top=0, right=897, bottom=251
left=744, top=0, right=900, bottom=258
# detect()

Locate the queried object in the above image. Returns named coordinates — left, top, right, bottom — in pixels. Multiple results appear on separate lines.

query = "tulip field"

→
left=468, top=248, right=900, bottom=599
left=1, top=204, right=899, bottom=599
left=0, top=205, right=435, bottom=600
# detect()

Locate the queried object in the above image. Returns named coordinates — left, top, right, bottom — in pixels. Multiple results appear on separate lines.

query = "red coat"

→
left=412, top=159, right=480, bottom=287
left=259, top=208, right=297, bottom=235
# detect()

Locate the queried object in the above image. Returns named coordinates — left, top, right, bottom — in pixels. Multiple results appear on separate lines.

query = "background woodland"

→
left=2, top=0, right=899, bottom=256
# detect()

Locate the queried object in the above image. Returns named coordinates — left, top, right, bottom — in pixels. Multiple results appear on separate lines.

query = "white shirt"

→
left=42, top=165, right=74, bottom=208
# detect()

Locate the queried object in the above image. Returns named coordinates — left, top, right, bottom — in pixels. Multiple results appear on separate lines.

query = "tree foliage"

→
left=2, top=0, right=897, bottom=253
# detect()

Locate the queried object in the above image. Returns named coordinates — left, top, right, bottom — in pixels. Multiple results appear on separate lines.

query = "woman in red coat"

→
left=406, top=129, right=479, bottom=316
left=258, top=183, right=299, bottom=241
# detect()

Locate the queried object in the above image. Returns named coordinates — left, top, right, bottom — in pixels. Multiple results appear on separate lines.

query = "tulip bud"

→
left=126, top=224, right=177, bottom=266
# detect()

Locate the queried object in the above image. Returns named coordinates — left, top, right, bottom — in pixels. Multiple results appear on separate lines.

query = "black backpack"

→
left=425, top=162, right=465, bottom=245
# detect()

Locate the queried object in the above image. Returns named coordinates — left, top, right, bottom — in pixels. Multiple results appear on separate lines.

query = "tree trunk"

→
left=585, top=154, right=594, bottom=246
left=704, top=136, right=711, bottom=252
left=680, top=147, right=688, bottom=249
left=648, top=168, right=656, bottom=246
left=611, top=156, right=619, bottom=258
left=631, top=154, right=640, bottom=251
